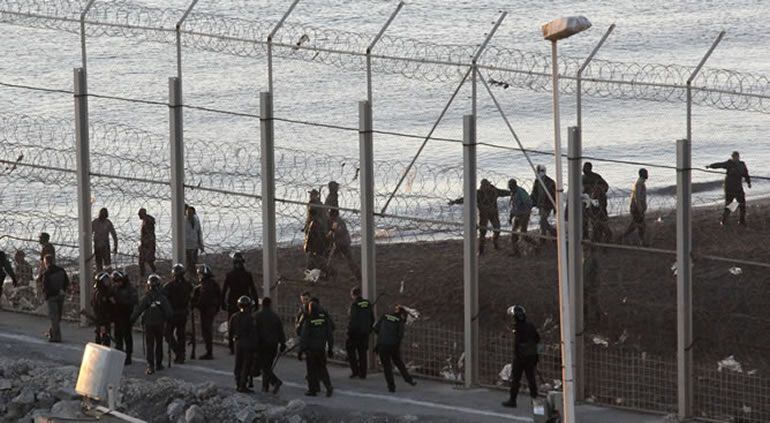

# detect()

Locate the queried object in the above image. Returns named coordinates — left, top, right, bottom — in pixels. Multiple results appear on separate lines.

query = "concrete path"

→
left=0, top=310, right=664, bottom=422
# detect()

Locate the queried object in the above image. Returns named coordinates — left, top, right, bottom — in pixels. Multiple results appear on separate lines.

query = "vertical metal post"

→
left=676, top=138, right=693, bottom=419
left=267, top=0, right=300, bottom=93
left=678, top=31, right=724, bottom=420
left=567, top=126, right=584, bottom=401
left=462, top=114, right=479, bottom=387
left=79, top=0, right=97, bottom=75
left=551, top=40, right=577, bottom=422
left=358, top=101, right=376, bottom=301
left=74, top=68, right=93, bottom=326
left=169, top=77, right=185, bottom=265
left=576, top=24, right=615, bottom=130
left=261, top=92, right=278, bottom=300
left=175, top=0, right=200, bottom=82
left=366, top=1, right=404, bottom=104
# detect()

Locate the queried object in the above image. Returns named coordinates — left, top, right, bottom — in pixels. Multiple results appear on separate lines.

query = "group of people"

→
left=291, top=288, right=417, bottom=396
left=303, top=181, right=360, bottom=282
left=450, top=151, right=751, bottom=254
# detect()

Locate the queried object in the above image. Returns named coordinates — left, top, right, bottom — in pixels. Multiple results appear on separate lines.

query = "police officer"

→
left=502, top=305, right=541, bottom=408
left=299, top=301, right=334, bottom=397
left=192, top=264, right=221, bottom=360
left=346, top=287, right=374, bottom=379
left=112, top=270, right=138, bottom=365
left=255, top=297, right=286, bottom=393
left=91, top=271, right=115, bottom=346
left=374, top=305, right=416, bottom=392
left=229, top=296, right=258, bottom=393
left=163, top=263, right=193, bottom=364
left=707, top=151, right=751, bottom=225
left=222, top=253, right=258, bottom=354
left=131, top=274, right=172, bottom=375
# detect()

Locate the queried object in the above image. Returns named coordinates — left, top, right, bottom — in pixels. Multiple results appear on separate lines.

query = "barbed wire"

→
left=0, top=0, right=768, bottom=113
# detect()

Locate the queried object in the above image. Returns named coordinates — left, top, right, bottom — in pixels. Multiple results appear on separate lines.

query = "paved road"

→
left=0, top=310, right=664, bottom=422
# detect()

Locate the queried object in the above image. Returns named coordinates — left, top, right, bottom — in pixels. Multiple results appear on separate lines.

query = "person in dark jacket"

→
left=502, top=305, right=541, bottom=408
left=582, top=162, right=612, bottom=243
left=707, top=151, right=751, bottom=225
left=374, top=305, right=416, bottom=392
left=294, top=291, right=313, bottom=336
left=508, top=178, right=534, bottom=257
left=324, top=180, right=340, bottom=218
left=229, top=296, right=258, bottom=392
left=0, top=250, right=17, bottom=290
left=326, top=214, right=360, bottom=282
left=529, top=165, right=556, bottom=238
left=222, top=252, right=258, bottom=354
left=138, top=208, right=157, bottom=277
left=40, top=255, right=69, bottom=342
left=91, top=271, right=115, bottom=346
left=132, top=274, right=172, bottom=375
left=255, top=297, right=286, bottom=393
left=299, top=301, right=334, bottom=397
left=163, top=263, right=193, bottom=364
left=345, top=287, right=374, bottom=379
left=112, top=270, right=138, bottom=365
left=449, top=179, right=511, bottom=254
left=191, top=264, right=221, bottom=360
left=304, top=189, right=329, bottom=272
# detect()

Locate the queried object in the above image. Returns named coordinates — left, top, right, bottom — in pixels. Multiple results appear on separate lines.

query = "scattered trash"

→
left=621, top=297, right=627, bottom=304
left=742, top=405, right=752, bottom=414
left=729, top=266, right=743, bottom=275
left=400, top=305, right=421, bottom=325
left=615, top=397, right=624, bottom=405
left=217, top=321, right=228, bottom=334
left=671, top=263, right=677, bottom=276
left=440, top=355, right=463, bottom=382
left=727, top=200, right=739, bottom=212
left=293, top=34, right=310, bottom=50
left=617, top=330, right=628, bottom=345
left=303, top=268, right=321, bottom=283
left=641, top=352, right=648, bottom=361
left=585, top=395, right=596, bottom=403
left=399, top=280, right=405, bottom=294
left=592, top=335, right=609, bottom=348
left=656, top=216, right=663, bottom=223
left=498, top=363, right=512, bottom=382
left=718, top=355, right=743, bottom=373
left=747, top=369, right=757, bottom=376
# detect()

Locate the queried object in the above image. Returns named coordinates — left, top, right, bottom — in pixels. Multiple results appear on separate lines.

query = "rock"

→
left=0, top=378, right=11, bottom=390
left=397, top=416, right=419, bottom=422
left=285, top=399, right=305, bottom=414
left=8, top=388, right=36, bottom=418
left=167, top=398, right=187, bottom=422
left=264, top=405, right=287, bottom=420
left=52, top=386, right=80, bottom=401
left=194, top=382, right=217, bottom=400
left=252, top=403, right=268, bottom=412
left=285, top=415, right=303, bottom=423
left=50, top=400, right=83, bottom=419
left=36, top=391, right=56, bottom=409
left=236, top=408, right=258, bottom=423
left=184, top=404, right=205, bottom=423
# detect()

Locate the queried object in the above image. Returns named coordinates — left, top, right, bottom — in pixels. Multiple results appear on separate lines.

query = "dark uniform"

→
left=229, top=307, right=258, bottom=392
left=374, top=310, right=416, bottom=392
left=41, top=262, right=69, bottom=342
left=0, top=251, right=17, bottom=288
left=582, top=163, right=611, bottom=243
left=304, top=190, right=329, bottom=272
left=192, top=274, right=222, bottom=359
left=255, top=298, right=286, bottom=393
left=708, top=155, right=751, bottom=225
left=112, top=273, right=138, bottom=364
left=346, top=296, right=374, bottom=378
left=299, top=304, right=334, bottom=396
left=504, top=311, right=541, bottom=407
left=163, top=274, right=193, bottom=363
left=530, top=170, right=556, bottom=237
left=131, top=284, right=172, bottom=374
left=91, top=275, right=114, bottom=346
left=450, top=179, right=511, bottom=254
left=222, top=264, right=257, bottom=353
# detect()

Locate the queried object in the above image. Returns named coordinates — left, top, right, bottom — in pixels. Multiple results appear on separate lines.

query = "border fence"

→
left=2, top=1, right=770, bottom=422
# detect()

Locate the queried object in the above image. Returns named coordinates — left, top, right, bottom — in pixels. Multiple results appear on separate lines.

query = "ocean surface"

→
left=1, top=0, right=768, bottom=256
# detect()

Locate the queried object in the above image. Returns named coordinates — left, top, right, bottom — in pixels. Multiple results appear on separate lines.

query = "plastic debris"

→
left=717, top=355, right=743, bottom=373
left=671, top=262, right=678, bottom=276
left=498, top=363, right=512, bottom=382
left=217, top=321, right=228, bottom=334
left=742, top=405, right=752, bottom=414
left=617, top=330, right=629, bottom=344
left=303, top=268, right=321, bottom=283
left=400, top=305, right=421, bottom=325
left=656, top=216, right=663, bottom=223
left=592, top=335, right=609, bottom=348
left=729, top=266, right=743, bottom=275
left=399, top=280, right=405, bottom=294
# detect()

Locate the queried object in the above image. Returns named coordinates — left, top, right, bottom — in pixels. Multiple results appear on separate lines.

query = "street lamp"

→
left=542, top=15, right=591, bottom=423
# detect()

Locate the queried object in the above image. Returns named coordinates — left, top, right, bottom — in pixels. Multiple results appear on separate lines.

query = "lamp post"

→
left=542, top=15, right=592, bottom=423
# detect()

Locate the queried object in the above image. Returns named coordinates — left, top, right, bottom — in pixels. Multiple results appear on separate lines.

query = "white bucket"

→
left=75, top=343, right=126, bottom=400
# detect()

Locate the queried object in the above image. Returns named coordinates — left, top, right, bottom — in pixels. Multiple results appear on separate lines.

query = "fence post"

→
left=168, top=77, right=186, bottom=265
left=358, top=101, right=376, bottom=301
left=676, top=138, right=693, bottom=419
left=74, top=68, right=93, bottom=326
left=260, top=92, right=278, bottom=300
left=567, top=126, right=584, bottom=401
left=462, top=114, right=479, bottom=387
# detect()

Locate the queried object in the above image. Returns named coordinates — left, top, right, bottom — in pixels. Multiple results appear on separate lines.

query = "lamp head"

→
left=542, top=16, right=592, bottom=41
